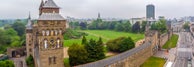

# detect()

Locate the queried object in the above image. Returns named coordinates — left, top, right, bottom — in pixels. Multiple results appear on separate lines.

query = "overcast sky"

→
left=0, top=0, right=194, bottom=19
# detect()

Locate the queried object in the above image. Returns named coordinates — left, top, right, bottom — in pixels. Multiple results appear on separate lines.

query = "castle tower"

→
left=26, top=12, right=34, bottom=57
left=26, top=0, right=66, bottom=67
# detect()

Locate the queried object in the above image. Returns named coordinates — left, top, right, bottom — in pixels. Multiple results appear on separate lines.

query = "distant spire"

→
left=28, top=12, right=31, bottom=19
left=98, top=12, right=101, bottom=19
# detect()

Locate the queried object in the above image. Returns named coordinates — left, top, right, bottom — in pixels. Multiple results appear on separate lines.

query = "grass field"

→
left=140, top=56, right=165, bottom=67
left=0, top=27, right=4, bottom=29
left=64, top=30, right=144, bottom=47
left=162, top=34, right=179, bottom=49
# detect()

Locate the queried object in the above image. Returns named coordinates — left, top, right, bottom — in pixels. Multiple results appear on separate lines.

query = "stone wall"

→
left=159, top=30, right=173, bottom=47
left=75, top=30, right=168, bottom=67
left=75, top=42, right=155, bottom=67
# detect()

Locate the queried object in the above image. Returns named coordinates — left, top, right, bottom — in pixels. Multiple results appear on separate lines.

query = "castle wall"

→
left=76, top=30, right=173, bottom=67
left=159, top=30, right=173, bottom=47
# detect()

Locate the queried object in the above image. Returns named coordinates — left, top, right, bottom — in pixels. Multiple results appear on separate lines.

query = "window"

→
left=57, top=39, right=60, bottom=48
left=44, top=39, right=48, bottom=49
left=55, top=30, right=58, bottom=35
left=50, top=39, right=55, bottom=48
left=59, top=30, right=62, bottom=35
left=29, top=48, right=32, bottom=52
left=53, top=57, right=56, bottom=64
left=49, top=57, right=51, bottom=65
left=42, top=30, right=45, bottom=36
left=46, top=30, right=49, bottom=36
left=51, top=30, right=54, bottom=36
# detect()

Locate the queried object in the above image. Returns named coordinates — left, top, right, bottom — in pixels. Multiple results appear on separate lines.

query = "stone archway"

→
left=12, top=51, right=17, bottom=57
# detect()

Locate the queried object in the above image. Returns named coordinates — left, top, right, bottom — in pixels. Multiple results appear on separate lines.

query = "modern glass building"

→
left=146, top=4, right=155, bottom=19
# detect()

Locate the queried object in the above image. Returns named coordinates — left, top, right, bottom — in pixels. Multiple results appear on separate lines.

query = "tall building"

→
left=26, top=0, right=66, bottom=67
left=146, top=4, right=155, bottom=19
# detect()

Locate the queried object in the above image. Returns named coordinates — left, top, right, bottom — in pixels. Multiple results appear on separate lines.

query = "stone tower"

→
left=26, top=13, right=34, bottom=57
left=26, top=0, right=66, bottom=67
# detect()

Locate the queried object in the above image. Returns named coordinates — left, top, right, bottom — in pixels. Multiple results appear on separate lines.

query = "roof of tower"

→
left=42, top=0, right=59, bottom=8
left=38, top=13, right=65, bottom=20
left=26, top=12, right=33, bottom=29
left=39, top=0, right=44, bottom=9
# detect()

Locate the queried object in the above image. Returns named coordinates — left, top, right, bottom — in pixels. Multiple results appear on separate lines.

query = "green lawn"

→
left=64, top=30, right=144, bottom=47
left=0, top=27, right=3, bottom=29
left=141, top=56, right=165, bottom=67
left=162, top=34, right=179, bottom=49
left=64, top=58, right=70, bottom=67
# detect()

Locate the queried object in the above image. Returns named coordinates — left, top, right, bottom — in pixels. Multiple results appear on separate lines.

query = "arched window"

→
left=53, top=56, right=56, bottom=64
left=50, top=39, right=55, bottom=48
left=46, top=30, right=49, bottom=36
left=59, top=30, right=62, bottom=35
left=44, top=39, right=48, bottom=49
left=51, top=30, right=54, bottom=36
left=57, top=39, right=60, bottom=48
left=49, top=57, right=51, bottom=65
left=42, top=30, right=45, bottom=36
left=55, top=30, right=58, bottom=35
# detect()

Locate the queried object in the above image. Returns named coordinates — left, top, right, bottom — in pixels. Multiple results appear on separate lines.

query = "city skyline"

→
left=0, top=0, right=194, bottom=19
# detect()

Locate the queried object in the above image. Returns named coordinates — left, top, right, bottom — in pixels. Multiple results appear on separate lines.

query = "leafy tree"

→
left=140, top=21, right=147, bottom=32
left=11, top=20, right=25, bottom=36
left=68, top=44, right=88, bottom=66
left=123, top=21, right=132, bottom=32
left=106, top=37, right=135, bottom=52
left=85, top=39, right=98, bottom=62
left=0, top=60, right=15, bottom=67
left=96, top=37, right=105, bottom=60
left=26, top=55, right=34, bottom=67
left=81, top=35, right=87, bottom=45
left=115, top=23, right=124, bottom=31
left=108, top=21, right=117, bottom=30
left=106, top=37, right=125, bottom=52
left=79, top=22, right=87, bottom=30
left=151, top=19, right=167, bottom=33
left=132, top=22, right=140, bottom=33
left=88, top=21, right=98, bottom=30
left=119, top=37, right=135, bottom=52
left=183, top=22, right=190, bottom=31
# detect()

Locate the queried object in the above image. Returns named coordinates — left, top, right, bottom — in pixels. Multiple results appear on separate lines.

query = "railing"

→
left=75, top=42, right=151, bottom=67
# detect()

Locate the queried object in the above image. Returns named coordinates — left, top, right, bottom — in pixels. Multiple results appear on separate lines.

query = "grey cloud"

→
left=0, top=0, right=194, bottom=19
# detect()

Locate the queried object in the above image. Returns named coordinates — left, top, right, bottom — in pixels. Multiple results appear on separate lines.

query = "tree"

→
left=141, top=21, right=147, bottom=32
left=96, top=37, right=105, bottom=60
left=81, top=35, right=87, bottom=45
left=183, top=22, right=190, bottom=31
left=151, top=19, right=167, bottom=33
left=85, top=39, right=98, bottom=62
left=132, top=22, right=140, bottom=33
left=108, top=21, right=117, bottom=30
left=106, top=37, right=135, bottom=52
left=68, top=44, right=88, bottom=66
left=79, top=22, right=87, bottom=30
left=0, top=60, right=15, bottom=67
left=123, top=21, right=132, bottom=32
left=88, top=21, right=98, bottom=30
left=0, top=28, right=22, bottom=53
left=119, top=37, right=135, bottom=52
left=11, top=20, right=25, bottom=36
left=26, top=55, right=34, bottom=67
left=115, top=23, right=124, bottom=31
